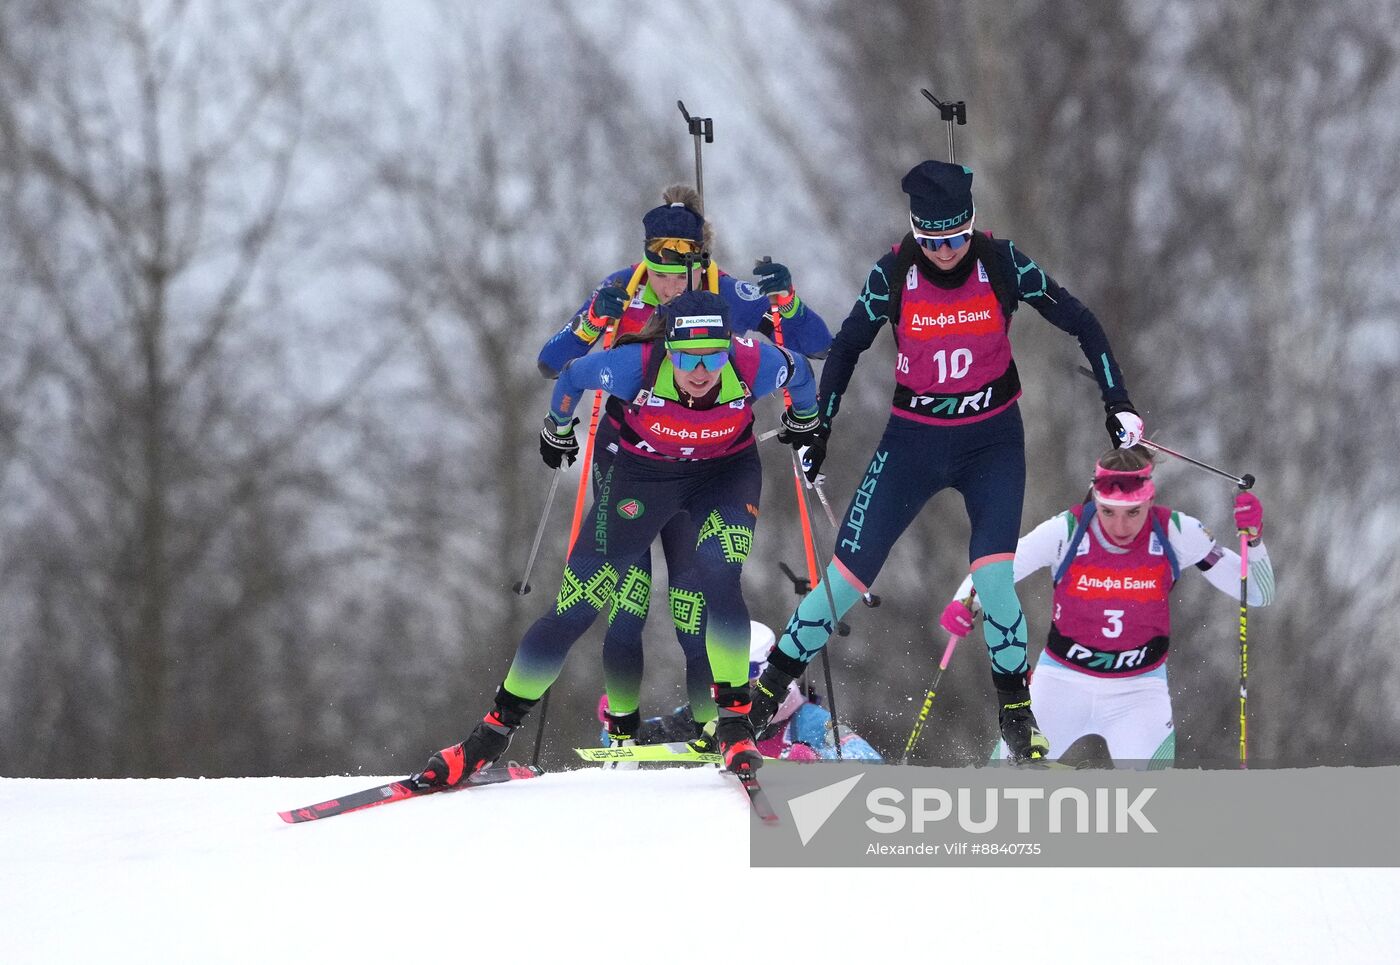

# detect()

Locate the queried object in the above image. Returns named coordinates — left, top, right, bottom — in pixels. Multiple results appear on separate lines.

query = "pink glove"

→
left=596, top=694, right=610, bottom=724
left=782, top=742, right=821, bottom=762
left=939, top=598, right=976, bottom=637
left=1234, top=491, right=1264, bottom=542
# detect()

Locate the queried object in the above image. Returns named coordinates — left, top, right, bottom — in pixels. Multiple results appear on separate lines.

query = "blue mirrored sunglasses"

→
left=670, top=349, right=729, bottom=372
left=916, top=228, right=974, bottom=253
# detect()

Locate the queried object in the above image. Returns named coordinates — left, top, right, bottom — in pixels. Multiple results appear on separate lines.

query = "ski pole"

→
left=513, top=467, right=565, bottom=595
left=1141, top=438, right=1255, bottom=491
left=545, top=267, right=647, bottom=766
left=760, top=257, right=823, bottom=608
left=759, top=395, right=882, bottom=609
left=774, top=554, right=848, bottom=754
left=564, top=264, right=647, bottom=553
left=764, top=280, right=843, bottom=757
left=1238, top=524, right=1250, bottom=769
left=677, top=101, right=713, bottom=214
left=1070, top=366, right=1255, bottom=490
left=806, top=490, right=845, bottom=761
left=519, top=467, right=569, bottom=764
left=790, top=448, right=846, bottom=645
left=811, top=476, right=839, bottom=529
left=901, top=632, right=963, bottom=764
left=1133, top=429, right=1257, bottom=765
left=779, top=426, right=846, bottom=754
left=794, top=458, right=845, bottom=760
left=900, top=589, right=975, bottom=763
left=789, top=451, right=822, bottom=602
left=920, top=89, right=967, bottom=163
left=676, top=103, right=719, bottom=297
left=812, top=477, right=881, bottom=608
left=527, top=462, right=563, bottom=765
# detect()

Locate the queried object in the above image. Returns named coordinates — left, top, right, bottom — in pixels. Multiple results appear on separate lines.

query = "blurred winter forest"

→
left=1, top=0, right=1396, bottom=778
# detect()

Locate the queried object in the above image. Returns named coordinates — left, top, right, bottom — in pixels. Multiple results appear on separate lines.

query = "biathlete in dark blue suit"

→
left=536, top=186, right=830, bottom=750
left=747, top=160, right=1147, bottom=764
left=413, top=290, right=822, bottom=781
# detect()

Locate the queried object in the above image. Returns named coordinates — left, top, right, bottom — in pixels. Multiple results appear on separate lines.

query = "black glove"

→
left=539, top=417, right=580, bottom=469
left=590, top=285, right=629, bottom=322
left=778, top=412, right=831, bottom=483
left=1103, top=400, right=1144, bottom=448
left=753, top=260, right=794, bottom=299
left=574, top=286, right=629, bottom=345
left=776, top=407, right=822, bottom=449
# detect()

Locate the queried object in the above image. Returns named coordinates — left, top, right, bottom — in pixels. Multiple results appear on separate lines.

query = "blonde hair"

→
left=1096, top=445, right=1155, bottom=473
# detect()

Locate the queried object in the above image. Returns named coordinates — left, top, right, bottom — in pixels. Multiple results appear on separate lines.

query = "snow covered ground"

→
left=2, top=769, right=1397, bottom=963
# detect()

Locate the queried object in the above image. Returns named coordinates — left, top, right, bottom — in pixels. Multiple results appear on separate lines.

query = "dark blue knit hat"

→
left=642, top=202, right=704, bottom=243
left=902, top=160, right=974, bottom=233
left=660, top=290, right=731, bottom=349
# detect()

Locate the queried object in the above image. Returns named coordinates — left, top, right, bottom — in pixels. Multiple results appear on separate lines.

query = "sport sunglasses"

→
left=646, top=237, right=705, bottom=273
left=1092, top=467, right=1153, bottom=497
left=915, top=228, right=974, bottom=253
left=670, top=349, right=729, bottom=372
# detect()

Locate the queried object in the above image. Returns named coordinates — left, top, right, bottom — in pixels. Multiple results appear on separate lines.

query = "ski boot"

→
left=748, top=648, right=806, bottom=734
left=992, top=670, right=1049, bottom=765
left=410, top=687, right=538, bottom=789
left=687, top=717, right=718, bottom=756
left=713, top=683, right=763, bottom=774
left=602, top=709, right=641, bottom=771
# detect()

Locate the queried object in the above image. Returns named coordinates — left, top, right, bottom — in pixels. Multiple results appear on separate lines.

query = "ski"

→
left=730, top=768, right=780, bottom=825
left=278, top=762, right=542, bottom=824
left=574, top=742, right=722, bottom=765
left=573, top=743, right=778, bottom=822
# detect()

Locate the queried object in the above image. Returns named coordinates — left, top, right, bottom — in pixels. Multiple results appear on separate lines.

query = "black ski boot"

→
left=993, top=670, right=1049, bottom=765
left=713, top=683, right=763, bottom=774
left=602, top=709, right=641, bottom=771
left=748, top=648, right=806, bottom=734
left=410, top=687, right=538, bottom=789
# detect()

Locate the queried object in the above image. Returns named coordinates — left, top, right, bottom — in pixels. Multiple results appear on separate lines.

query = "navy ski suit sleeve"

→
left=537, top=267, right=638, bottom=379
left=718, top=272, right=833, bottom=359
left=814, top=249, right=901, bottom=424
left=751, top=343, right=818, bottom=416
left=989, top=239, right=1130, bottom=407
left=548, top=344, right=646, bottom=424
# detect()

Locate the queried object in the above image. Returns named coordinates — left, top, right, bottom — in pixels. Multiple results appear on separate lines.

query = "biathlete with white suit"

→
left=940, top=446, right=1276, bottom=766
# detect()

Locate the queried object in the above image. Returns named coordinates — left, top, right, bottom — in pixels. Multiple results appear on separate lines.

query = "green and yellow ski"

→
left=574, top=742, right=722, bottom=765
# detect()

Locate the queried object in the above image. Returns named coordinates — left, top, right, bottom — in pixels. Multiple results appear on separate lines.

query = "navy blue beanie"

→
left=660, top=290, right=731, bottom=348
left=642, top=202, right=705, bottom=243
left=902, top=160, right=974, bottom=233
